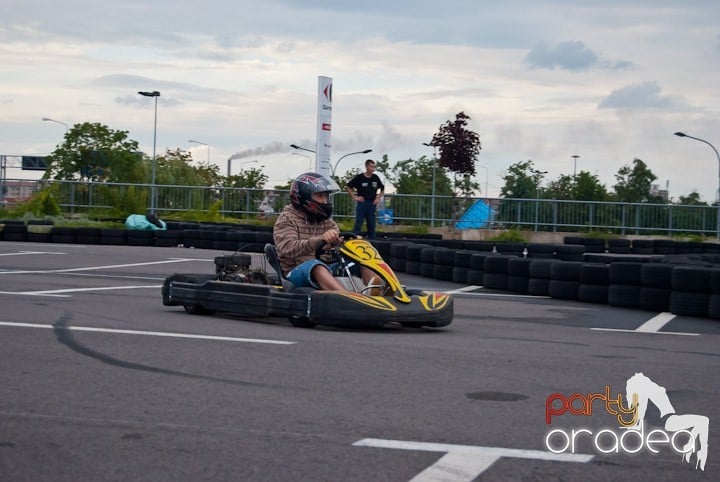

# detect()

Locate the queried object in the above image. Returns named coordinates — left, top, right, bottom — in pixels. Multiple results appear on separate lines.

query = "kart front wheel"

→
left=289, top=315, right=317, bottom=329
left=183, top=303, right=214, bottom=315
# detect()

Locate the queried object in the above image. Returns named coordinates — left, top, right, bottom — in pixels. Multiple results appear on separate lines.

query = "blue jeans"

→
left=353, top=201, right=377, bottom=239
left=287, top=259, right=360, bottom=288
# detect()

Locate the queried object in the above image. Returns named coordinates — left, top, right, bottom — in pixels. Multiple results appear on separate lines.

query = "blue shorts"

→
left=287, top=259, right=360, bottom=289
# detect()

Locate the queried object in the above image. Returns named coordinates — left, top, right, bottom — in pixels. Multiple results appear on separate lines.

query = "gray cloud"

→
left=598, top=81, right=677, bottom=109
left=524, top=41, right=599, bottom=70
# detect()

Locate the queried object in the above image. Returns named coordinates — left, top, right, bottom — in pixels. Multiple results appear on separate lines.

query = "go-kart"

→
left=162, top=238, right=453, bottom=329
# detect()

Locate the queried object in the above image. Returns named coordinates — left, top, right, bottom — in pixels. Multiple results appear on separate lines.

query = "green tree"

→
left=575, top=171, right=609, bottom=201
left=612, top=158, right=659, bottom=203
left=43, top=122, right=144, bottom=183
left=223, top=166, right=268, bottom=189
left=677, top=191, right=707, bottom=206
left=499, top=160, right=545, bottom=199
left=546, top=171, right=608, bottom=201
left=428, top=111, right=482, bottom=196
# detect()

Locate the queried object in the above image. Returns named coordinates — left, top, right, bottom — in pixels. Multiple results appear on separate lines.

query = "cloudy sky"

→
left=2, top=0, right=719, bottom=199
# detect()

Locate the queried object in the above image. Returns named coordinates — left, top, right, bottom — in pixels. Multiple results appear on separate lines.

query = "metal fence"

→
left=2, top=179, right=719, bottom=236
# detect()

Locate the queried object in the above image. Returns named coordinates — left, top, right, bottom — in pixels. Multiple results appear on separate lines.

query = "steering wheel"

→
left=315, top=241, right=342, bottom=264
left=314, top=233, right=359, bottom=264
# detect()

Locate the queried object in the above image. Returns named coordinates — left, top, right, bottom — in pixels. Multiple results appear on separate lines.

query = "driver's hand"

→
left=322, top=229, right=341, bottom=246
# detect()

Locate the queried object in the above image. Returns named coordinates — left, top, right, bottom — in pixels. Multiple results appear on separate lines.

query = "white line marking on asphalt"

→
left=591, top=312, right=699, bottom=336
left=0, top=285, right=162, bottom=297
left=353, top=438, right=592, bottom=481
left=591, top=328, right=699, bottom=336
left=0, top=251, right=66, bottom=256
left=445, top=290, right=548, bottom=299
left=0, top=291, right=70, bottom=298
left=0, top=258, right=206, bottom=275
left=0, top=321, right=296, bottom=345
left=445, top=285, right=482, bottom=294
left=635, top=312, right=676, bottom=332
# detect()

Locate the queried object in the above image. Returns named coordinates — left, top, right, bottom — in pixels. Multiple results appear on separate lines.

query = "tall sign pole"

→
left=315, top=76, right=332, bottom=176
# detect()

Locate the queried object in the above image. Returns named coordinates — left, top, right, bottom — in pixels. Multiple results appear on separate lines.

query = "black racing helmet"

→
left=290, top=172, right=340, bottom=221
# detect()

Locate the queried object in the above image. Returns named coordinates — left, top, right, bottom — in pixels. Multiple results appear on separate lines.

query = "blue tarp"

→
left=125, top=214, right=166, bottom=230
left=456, top=200, right=494, bottom=229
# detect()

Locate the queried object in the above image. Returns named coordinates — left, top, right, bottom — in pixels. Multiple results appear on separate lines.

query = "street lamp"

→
left=674, top=131, right=720, bottom=238
left=331, top=149, right=372, bottom=176
left=42, top=117, right=69, bottom=132
left=571, top=155, right=580, bottom=180
left=138, top=90, right=160, bottom=213
left=476, top=164, right=489, bottom=198
left=423, top=142, right=438, bottom=227
left=530, top=168, right=548, bottom=232
left=290, top=144, right=316, bottom=154
left=292, top=152, right=313, bottom=170
left=188, top=139, right=210, bottom=167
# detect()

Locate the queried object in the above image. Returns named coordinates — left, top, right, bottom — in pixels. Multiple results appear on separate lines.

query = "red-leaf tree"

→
left=429, top=111, right=481, bottom=177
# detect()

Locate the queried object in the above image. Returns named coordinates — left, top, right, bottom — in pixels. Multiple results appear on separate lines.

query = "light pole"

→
left=42, top=117, right=69, bottom=132
left=674, top=131, right=720, bottom=238
left=476, top=164, right=489, bottom=198
left=292, top=152, right=313, bottom=171
left=138, top=90, right=160, bottom=213
left=530, top=168, right=548, bottom=231
left=188, top=139, right=210, bottom=167
left=571, top=155, right=580, bottom=180
left=423, top=142, right=438, bottom=227
left=331, top=149, right=372, bottom=176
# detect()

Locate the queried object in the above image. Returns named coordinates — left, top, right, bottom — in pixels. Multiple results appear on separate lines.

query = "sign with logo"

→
left=544, top=373, right=709, bottom=471
left=315, top=76, right=332, bottom=177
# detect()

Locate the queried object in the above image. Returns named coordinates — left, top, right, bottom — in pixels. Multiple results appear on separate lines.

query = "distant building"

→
left=650, top=183, right=669, bottom=201
left=0, top=180, right=37, bottom=204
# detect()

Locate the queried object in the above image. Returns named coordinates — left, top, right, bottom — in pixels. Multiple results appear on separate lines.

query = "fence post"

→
left=635, top=206, right=640, bottom=235
left=552, top=203, right=557, bottom=232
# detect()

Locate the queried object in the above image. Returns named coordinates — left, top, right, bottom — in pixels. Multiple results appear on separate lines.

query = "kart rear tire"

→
left=289, top=315, right=317, bottom=329
left=183, top=303, right=214, bottom=315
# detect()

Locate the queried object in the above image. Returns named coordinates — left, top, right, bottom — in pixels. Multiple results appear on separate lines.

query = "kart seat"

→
left=264, top=243, right=295, bottom=292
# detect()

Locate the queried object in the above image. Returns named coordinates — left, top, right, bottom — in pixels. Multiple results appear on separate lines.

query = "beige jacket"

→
left=273, top=205, right=339, bottom=274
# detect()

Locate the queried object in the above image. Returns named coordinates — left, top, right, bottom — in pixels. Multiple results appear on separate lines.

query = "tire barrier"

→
left=578, top=263, right=609, bottom=304
left=608, top=262, right=644, bottom=308
left=549, top=261, right=582, bottom=300
left=528, top=259, right=556, bottom=296
left=5, top=223, right=720, bottom=319
left=483, top=255, right=513, bottom=290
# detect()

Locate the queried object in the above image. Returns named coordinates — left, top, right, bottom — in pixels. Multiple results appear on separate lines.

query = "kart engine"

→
left=214, top=255, right=269, bottom=284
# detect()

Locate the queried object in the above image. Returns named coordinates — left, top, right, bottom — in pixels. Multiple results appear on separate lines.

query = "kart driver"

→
left=273, top=172, right=377, bottom=291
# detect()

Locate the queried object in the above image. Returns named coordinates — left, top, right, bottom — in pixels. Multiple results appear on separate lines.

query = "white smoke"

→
left=228, top=141, right=288, bottom=161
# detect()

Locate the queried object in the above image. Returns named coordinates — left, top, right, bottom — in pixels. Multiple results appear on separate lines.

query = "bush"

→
left=486, top=229, right=525, bottom=243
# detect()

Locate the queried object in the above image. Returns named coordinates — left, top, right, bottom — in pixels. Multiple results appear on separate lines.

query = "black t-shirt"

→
left=347, top=173, right=384, bottom=201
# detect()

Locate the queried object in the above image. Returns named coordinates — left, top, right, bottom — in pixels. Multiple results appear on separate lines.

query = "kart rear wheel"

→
left=183, top=303, right=214, bottom=315
left=289, top=315, right=317, bottom=329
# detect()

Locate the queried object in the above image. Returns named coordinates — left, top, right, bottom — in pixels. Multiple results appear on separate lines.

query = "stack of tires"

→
left=483, top=255, right=514, bottom=290
left=451, top=250, right=475, bottom=283
left=549, top=261, right=582, bottom=300
left=608, top=262, right=644, bottom=309
left=528, top=259, right=555, bottom=296
left=467, top=252, right=490, bottom=286
left=639, top=263, right=673, bottom=312
left=670, top=267, right=711, bottom=317
left=2, top=221, right=27, bottom=242
left=578, top=263, right=610, bottom=304
left=507, top=257, right=532, bottom=293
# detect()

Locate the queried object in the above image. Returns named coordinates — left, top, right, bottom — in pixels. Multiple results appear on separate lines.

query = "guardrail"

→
left=1, top=179, right=718, bottom=235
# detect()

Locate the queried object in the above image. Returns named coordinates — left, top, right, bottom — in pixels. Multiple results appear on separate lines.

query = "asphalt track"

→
left=0, top=241, right=718, bottom=481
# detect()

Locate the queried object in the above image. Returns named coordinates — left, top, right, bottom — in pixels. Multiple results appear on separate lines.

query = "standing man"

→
left=345, top=159, right=385, bottom=239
